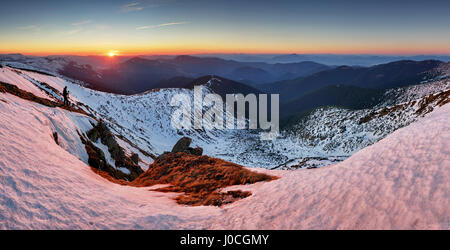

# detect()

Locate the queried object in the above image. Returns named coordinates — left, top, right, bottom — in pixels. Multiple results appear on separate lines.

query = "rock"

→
left=186, top=147, right=203, bottom=156
left=103, top=135, right=117, bottom=149
left=171, top=137, right=192, bottom=153
left=156, top=138, right=203, bottom=163
left=156, top=151, right=171, bottom=162
left=84, top=120, right=144, bottom=181
left=131, top=153, right=139, bottom=164
left=87, top=128, right=99, bottom=142
left=52, top=132, right=59, bottom=145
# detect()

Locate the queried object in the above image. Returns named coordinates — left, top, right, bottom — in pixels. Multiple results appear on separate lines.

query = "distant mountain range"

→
left=57, top=55, right=330, bottom=94
left=262, top=60, right=446, bottom=101
left=269, top=54, right=450, bottom=66
left=177, top=53, right=450, bottom=66
left=259, top=60, right=448, bottom=123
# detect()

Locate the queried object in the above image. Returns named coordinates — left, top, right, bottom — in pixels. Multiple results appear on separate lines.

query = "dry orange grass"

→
left=130, top=152, right=278, bottom=206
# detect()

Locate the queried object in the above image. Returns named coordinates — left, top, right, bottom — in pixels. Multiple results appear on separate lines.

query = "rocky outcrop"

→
left=80, top=133, right=131, bottom=181
left=170, top=137, right=203, bottom=155
left=156, top=137, right=204, bottom=162
left=171, top=137, right=192, bottom=153
left=131, top=153, right=139, bottom=164
left=187, top=147, right=203, bottom=156
left=85, top=121, right=143, bottom=181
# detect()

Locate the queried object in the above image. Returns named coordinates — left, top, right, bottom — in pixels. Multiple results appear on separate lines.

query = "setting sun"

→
left=107, top=50, right=118, bottom=57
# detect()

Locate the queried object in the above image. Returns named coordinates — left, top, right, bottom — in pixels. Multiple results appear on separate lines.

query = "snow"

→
left=92, top=140, right=116, bottom=167
left=215, top=104, right=449, bottom=229
left=0, top=93, right=94, bottom=164
left=92, top=139, right=134, bottom=175
left=4, top=62, right=448, bottom=169
left=1, top=88, right=448, bottom=229
left=0, top=67, right=52, bottom=100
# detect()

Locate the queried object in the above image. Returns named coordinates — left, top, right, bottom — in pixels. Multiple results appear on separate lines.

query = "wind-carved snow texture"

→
left=0, top=90, right=448, bottom=229
left=213, top=104, right=450, bottom=229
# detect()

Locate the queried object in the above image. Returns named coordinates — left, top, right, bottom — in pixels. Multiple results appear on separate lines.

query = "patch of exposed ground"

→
left=90, top=151, right=277, bottom=206
left=131, top=152, right=277, bottom=206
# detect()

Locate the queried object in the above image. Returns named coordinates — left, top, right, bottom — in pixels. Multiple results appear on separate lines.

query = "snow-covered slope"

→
left=0, top=93, right=216, bottom=229
left=0, top=67, right=53, bottom=100
left=1, top=86, right=448, bottom=229
left=213, top=103, right=450, bottom=229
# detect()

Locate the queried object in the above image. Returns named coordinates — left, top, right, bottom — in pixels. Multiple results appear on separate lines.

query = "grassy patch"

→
left=131, top=152, right=278, bottom=206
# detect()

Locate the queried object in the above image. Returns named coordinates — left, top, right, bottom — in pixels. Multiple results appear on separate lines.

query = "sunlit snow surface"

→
left=0, top=91, right=448, bottom=229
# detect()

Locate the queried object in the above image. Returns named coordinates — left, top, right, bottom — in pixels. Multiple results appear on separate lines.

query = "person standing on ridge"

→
left=63, top=86, right=69, bottom=106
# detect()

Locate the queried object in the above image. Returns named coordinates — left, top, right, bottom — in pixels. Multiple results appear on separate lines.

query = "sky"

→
left=0, top=0, right=449, bottom=56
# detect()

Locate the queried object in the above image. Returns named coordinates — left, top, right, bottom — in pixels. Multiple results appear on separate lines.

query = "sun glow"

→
left=107, top=50, right=118, bottom=57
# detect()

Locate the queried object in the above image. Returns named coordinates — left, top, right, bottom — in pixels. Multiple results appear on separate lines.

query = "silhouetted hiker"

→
left=63, top=87, right=69, bottom=106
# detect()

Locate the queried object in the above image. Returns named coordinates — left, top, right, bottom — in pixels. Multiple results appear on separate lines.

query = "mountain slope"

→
left=184, top=75, right=263, bottom=97
left=212, top=103, right=450, bottom=229
left=1, top=83, right=448, bottom=229
left=280, top=85, right=385, bottom=121
left=264, top=60, right=446, bottom=102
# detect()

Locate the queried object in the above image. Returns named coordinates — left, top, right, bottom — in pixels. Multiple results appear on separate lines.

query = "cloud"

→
left=121, top=2, right=144, bottom=12
left=18, top=25, right=36, bottom=30
left=63, top=28, right=82, bottom=35
left=17, top=25, right=41, bottom=33
left=95, top=24, right=110, bottom=31
left=60, top=20, right=92, bottom=36
left=136, top=22, right=188, bottom=30
left=72, top=20, right=92, bottom=26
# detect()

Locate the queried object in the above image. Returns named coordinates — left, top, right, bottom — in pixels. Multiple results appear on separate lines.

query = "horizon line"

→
left=2, top=52, right=450, bottom=57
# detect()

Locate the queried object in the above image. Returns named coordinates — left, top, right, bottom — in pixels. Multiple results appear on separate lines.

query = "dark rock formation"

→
left=170, top=137, right=203, bottom=157
left=85, top=121, right=144, bottom=181
left=171, top=137, right=192, bottom=153
left=131, top=153, right=139, bottom=164
left=52, top=132, right=59, bottom=145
